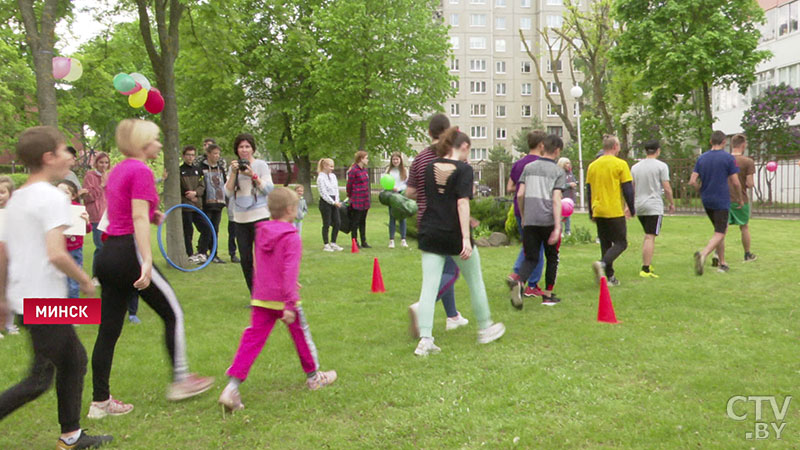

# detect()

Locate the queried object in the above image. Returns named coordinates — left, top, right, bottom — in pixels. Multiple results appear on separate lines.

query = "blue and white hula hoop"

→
left=157, top=204, right=217, bottom=272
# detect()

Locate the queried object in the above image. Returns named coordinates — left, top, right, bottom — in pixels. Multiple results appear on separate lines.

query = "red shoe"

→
left=505, top=273, right=521, bottom=289
left=524, top=286, right=543, bottom=297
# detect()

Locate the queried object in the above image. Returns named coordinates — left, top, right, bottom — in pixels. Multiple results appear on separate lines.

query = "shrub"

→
left=562, top=225, right=593, bottom=245
left=405, top=198, right=510, bottom=239
left=8, top=173, right=28, bottom=188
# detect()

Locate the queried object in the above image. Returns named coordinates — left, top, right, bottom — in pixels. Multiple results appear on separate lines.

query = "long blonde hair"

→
left=385, top=152, right=407, bottom=180
left=317, top=158, right=334, bottom=173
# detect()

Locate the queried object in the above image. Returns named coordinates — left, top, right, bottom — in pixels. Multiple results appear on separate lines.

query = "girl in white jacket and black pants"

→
left=317, top=158, right=343, bottom=252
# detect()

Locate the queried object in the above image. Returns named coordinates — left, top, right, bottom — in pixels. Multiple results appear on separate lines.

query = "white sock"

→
left=62, top=429, right=82, bottom=445
left=226, top=377, right=242, bottom=390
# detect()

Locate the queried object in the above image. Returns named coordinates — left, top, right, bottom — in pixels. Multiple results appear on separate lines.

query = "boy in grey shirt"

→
left=511, top=135, right=566, bottom=308
left=630, top=140, right=674, bottom=278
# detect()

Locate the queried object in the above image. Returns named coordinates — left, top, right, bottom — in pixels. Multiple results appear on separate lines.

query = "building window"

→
left=450, top=14, right=459, bottom=26
left=470, top=104, right=487, bottom=116
left=547, top=81, right=559, bottom=94
left=547, top=0, right=562, bottom=4
left=471, top=148, right=488, bottom=160
left=496, top=0, right=506, bottom=7
left=470, top=14, right=487, bottom=27
left=497, top=105, right=507, bottom=117
left=521, top=83, right=532, bottom=95
left=495, top=39, right=506, bottom=52
left=496, top=61, right=506, bottom=73
left=521, top=105, right=532, bottom=117
left=496, top=82, right=507, bottom=95
left=547, top=126, right=563, bottom=137
left=496, top=128, right=507, bottom=140
left=496, top=16, right=506, bottom=30
left=470, top=59, right=487, bottom=72
left=470, top=0, right=487, bottom=3
left=546, top=15, right=563, bottom=29
left=451, top=80, right=459, bottom=93
left=547, top=59, right=562, bottom=72
left=469, top=126, right=487, bottom=139
left=573, top=102, right=579, bottom=117
left=450, top=103, right=460, bottom=117
left=521, top=61, right=531, bottom=73
left=547, top=103, right=562, bottom=117
left=449, top=0, right=458, bottom=3
left=520, top=17, right=532, bottom=30
left=469, top=81, right=487, bottom=93
left=520, top=40, right=532, bottom=52
left=449, top=58, right=459, bottom=71
left=520, top=0, right=531, bottom=7
left=469, top=37, right=487, bottom=49
left=450, top=36, right=459, bottom=49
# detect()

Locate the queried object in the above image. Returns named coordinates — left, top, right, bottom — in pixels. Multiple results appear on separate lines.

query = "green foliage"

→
left=561, top=224, right=593, bottom=245
left=512, top=116, right=544, bottom=155
left=7, top=173, right=29, bottom=187
left=469, top=198, right=509, bottom=233
left=504, top=203, right=518, bottom=241
left=741, top=83, right=800, bottom=161
left=0, top=6, right=37, bottom=150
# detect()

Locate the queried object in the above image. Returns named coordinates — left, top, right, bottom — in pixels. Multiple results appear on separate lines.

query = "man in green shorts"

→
left=721, top=134, right=757, bottom=265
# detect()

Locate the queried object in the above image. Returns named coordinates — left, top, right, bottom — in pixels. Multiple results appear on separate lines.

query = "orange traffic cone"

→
left=371, top=257, right=385, bottom=293
left=597, top=277, right=619, bottom=324
left=351, top=238, right=359, bottom=254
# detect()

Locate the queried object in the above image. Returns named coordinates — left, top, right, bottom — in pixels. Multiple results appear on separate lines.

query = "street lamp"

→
left=570, top=85, right=585, bottom=211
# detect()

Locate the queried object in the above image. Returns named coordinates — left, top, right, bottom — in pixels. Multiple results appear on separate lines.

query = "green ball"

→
left=380, top=174, right=395, bottom=191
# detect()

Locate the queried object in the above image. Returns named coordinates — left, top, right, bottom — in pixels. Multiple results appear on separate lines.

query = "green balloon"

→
left=380, top=173, right=395, bottom=191
left=113, top=73, right=136, bottom=93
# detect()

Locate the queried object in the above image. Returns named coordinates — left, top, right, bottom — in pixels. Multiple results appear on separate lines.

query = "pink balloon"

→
left=561, top=198, right=575, bottom=217
left=144, top=89, right=165, bottom=114
left=52, top=57, right=70, bottom=79
left=120, top=82, right=142, bottom=96
left=766, top=161, right=778, bottom=172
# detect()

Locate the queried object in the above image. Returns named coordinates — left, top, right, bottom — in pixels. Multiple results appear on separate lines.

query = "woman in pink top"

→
left=87, top=119, right=214, bottom=419
left=82, top=152, right=109, bottom=278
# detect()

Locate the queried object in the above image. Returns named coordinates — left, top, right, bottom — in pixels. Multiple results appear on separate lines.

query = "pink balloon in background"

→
left=766, top=161, right=778, bottom=172
left=52, top=57, right=71, bottom=79
left=144, top=88, right=165, bottom=114
left=121, top=82, right=142, bottom=96
left=561, top=198, right=575, bottom=217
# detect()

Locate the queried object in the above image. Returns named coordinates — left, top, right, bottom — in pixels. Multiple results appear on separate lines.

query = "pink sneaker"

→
left=87, top=396, right=134, bottom=419
left=166, top=373, right=214, bottom=401
left=306, top=370, right=337, bottom=391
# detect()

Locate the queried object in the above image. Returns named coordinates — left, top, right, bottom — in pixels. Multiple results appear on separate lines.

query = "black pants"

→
left=349, top=208, right=368, bottom=244
left=228, top=219, right=237, bottom=257
left=519, top=225, right=560, bottom=290
left=0, top=321, right=87, bottom=433
left=319, top=201, right=340, bottom=244
left=234, top=219, right=267, bottom=293
left=182, top=210, right=205, bottom=256
left=198, top=208, right=222, bottom=255
left=92, top=235, right=188, bottom=402
left=595, top=217, right=628, bottom=278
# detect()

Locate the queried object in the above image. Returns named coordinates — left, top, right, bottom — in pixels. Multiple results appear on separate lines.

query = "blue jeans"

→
left=294, top=220, right=303, bottom=234
left=437, top=256, right=459, bottom=318
left=90, top=223, right=103, bottom=277
left=388, top=207, right=406, bottom=240
left=67, top=248, right=83, bottom=298
left=563, top=216, right=571, bottom=235
left=513, top=218, right=543, bottom=286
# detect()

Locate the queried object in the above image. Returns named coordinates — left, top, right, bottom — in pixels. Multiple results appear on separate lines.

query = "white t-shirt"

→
left=389, top=168, right=408, bottom=192
left=631, top=158, right=670, bottom=216
left=1, top=182, right=71, bottom=314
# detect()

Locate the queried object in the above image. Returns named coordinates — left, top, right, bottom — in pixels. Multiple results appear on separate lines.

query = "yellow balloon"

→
left=62, top=59, right=83, bottom=82
left=128, top=88, right=148, bottom=108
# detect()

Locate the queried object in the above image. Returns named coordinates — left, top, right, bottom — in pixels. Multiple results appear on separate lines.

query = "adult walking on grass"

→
left=727, top=134, right=757, bottom=264
left=346, top=151, right=371, bottom=249
left=317, top=158, right=344, bottom=252
left=557, top=157, right=577, bottom=236
left=412, top=127, right=505, bottom=356
left=386, top=152, right=409, bottom=249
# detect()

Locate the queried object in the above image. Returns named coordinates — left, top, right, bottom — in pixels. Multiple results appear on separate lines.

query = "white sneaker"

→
left=388, top=240, right=395, bottom=249
left=87, top=396, right=134, bottom=419
left=330, top=243, right=344, bottom=251
left=445, top=313, right=469, bottom=331
left=188, top=254, right=199, bottom=263
left=477, top=322, right=506, bottom=344
left=196, top=253, right=207, bottom=263
left=323, top=244, right=335, bottom=252
left=92, top=277, right=101, bottom=287
left=218, top=385, right=244, bottom=412
left=401, top=239, right=409, bottom=248
left=408, top=302, right=420, bottom=338
left=6, top=324, right=19, bottom=335
left=414, top=337, right=441, bottom=356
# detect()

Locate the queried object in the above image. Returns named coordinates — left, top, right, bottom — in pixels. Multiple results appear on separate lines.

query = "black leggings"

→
left=228, top=220, right=237, bottom=257
left=319, top=201, right=340, bottom=244
left=92, top=235, right=188, bottom=402
left=595, top=217, right=628, bottom=278
left=349, top=208, right=369, bottom=244
left=234, top=219, right=267, bottom=293
left=0, top=321, right=87, bottom=433
left=182, top=210, right=205, bottom=256
left=198, top=208, right=222, bottom=255
left=519, top=225, right=560, bottom=290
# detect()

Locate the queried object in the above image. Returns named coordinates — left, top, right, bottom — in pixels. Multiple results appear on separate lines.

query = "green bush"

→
left=504, top=203, right=518, bottom=241
left=7, top=173, right=28, bottom=188
left=562, top=225, right=594, bottom=245
left=405, top=198, right=510, bottom=239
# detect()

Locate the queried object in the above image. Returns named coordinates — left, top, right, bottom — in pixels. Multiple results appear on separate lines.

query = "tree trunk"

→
left=701, top=82, right=714, bottom=139
left=358, top=119, right=367, bottom=152
left=293, top=154, right=313, bottom=205
left=17, top=0, right=60, bottom=127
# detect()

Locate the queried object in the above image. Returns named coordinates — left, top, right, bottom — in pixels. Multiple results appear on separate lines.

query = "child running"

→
left=0, top=175, right=18, bottom=338
left=0, top=126, right=112, bottom=449
left=56, top=180, right=93, bottom=298
left=219, top=187, right=336, bottom=412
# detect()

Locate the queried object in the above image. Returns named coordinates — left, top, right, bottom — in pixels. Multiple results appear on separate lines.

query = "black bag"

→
left=338, top=201, right=351, bottom=234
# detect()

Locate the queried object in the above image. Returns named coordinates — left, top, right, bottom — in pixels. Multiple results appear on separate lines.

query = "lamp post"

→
left=570, top=85, right=585, bottom=211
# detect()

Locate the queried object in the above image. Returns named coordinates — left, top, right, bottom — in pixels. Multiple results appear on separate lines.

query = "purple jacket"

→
left=346, top=164, right=371, bottom=210
left=251, top=220, right=302, bottom=311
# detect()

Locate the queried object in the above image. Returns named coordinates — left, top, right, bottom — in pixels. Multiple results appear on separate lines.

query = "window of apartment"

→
left=469, top=80, right=487, bottom=93
left=495, top=39, right=506, bottom=52
left=449, top=0, right=458, bottom=3
left=496, top=16, right=506, bottom=30
left=495, top=0, right=506, bottom=7
left=470, top=59, right=487, bottom=71
left=547, top=103, right=562, bottom=117
left=496, top=82, right=507, bottom=95
left=469, top=37, right=487, bottom=49
left=761, top=8, right=777, bottom=42
left=520, top=39, right=532, bottom=51
left=450, top=36, right=459, bottom=49
left=547, top=126, right=563, bottom=137
left=521, top=105, right=532, bottom=117
left=450, top=14, right=459, bottom=26
left=547, top=81, right=559, bottom=94
left=520, top=17, right=532, bottom=30
left=520, top=83, right=532, bottom=95
left=520, top=0, right=531, bottom=7
left=470, top=14, right=487, bottom=27
left=449, top=57, right=459, bottom=71
left=451, top=80, right=459, bottom=93
left=547, top=15, right=563, bottom=29
left=749, top=69, right=774, bottom=100
left=470, top=148, right=488, bottom=160
left=496, top=61, right=506, bottom=73
left=547, top=0, right=563, bottom=5
left=777, top=2, right=799, bottom=36
left=573, top=102, right=579, bottom=117
left=521, top=61, right=531, bottom=73
left=547, top=59, right=562, bottom=72
left=778, top=63, right=800, bottom=88
left=450, top=103, right=460, bottom=117
left=470, top=0, right=486, bottom=4
left=496, top=105, right=507, bottom=117
left=496, top=128, right=507, bottom=139
left=470, top=104, right=487, bottom=116
left=470, top=126, right=487, bottom=139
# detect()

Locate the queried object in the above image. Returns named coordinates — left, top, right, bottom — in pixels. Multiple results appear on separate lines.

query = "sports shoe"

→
left=92, top=278, right=100, bottom=287
left=330, top=243, right=344, bottom=251
left=56, top=430, right=113, bottom=449
left=401, top=239, right=409, bottom=248
left=361, top=242, right=372, bottom=249
left=744, top=252, right=757, bottom=262
left=188, top=255, right=199, bottom=263
left=414, top=337, right=441, bottom=356
left=307, top=370, right=337, bottom=390
left=717, top=264, right=730, bottom=273
left=477, top=322, right=506, bottom=344
left=408, top=302, right=420, bottom=338
left=128, top=315, right=141, bottom=324
left=218, top=385, right=244, bottom=412
left=166, top=373, right=214, bottom=401
left=322, top=243, right=335, bottom=252
left=445, top=313, right=469, bottom=331
left=541, top=294, right=562, bottom=306
left=694, top=251, right=705, bottom=276
left=87, top=396, right=133, bottom=419
left=505, top=273, right=521, bottom=289
left=230, top=255, right=241, bottom=263
left=711, top=256, right=719, bottom=267
left=212, top=256, right=226, bottom=264
left=607, top=276, right=621, bottom=287
left=592, top=261, right=606, bottom=284
left=196, top=253, right=207, bottom=263
left=524, top=285, right=543, bottom=297
left=388, top=240, right=395, bottom=249
left=6, top=324, right=19, bottom=335
left=639, top=270, right=659, bottom=279
left=509, top=282, right=523, bottom=310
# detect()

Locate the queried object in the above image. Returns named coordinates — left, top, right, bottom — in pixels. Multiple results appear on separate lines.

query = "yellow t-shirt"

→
left=587, top=155, right=632, bottom=218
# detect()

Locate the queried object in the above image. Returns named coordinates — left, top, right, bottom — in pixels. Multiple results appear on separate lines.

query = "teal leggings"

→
left=418, top=249, right=493, bottom=338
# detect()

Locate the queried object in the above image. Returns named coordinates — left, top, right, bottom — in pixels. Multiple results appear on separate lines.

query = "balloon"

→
left=128, top=88, right=148, bottom=108
left=766, top=161, right=778, bottom=172
left=52, top=57, right=71, bottom=79
left=62, top=58, right=83, bottom=82
left=113, top=73, right=136, bottom=93
left=130, top=72, right=151, bottom=91
left=561, top=198, right=575, bottom=217
left=121, top=82, right=142, bottom=96
left=380, top=173, right=395, bottom=191
left=144, top=88, right=165, bottom=114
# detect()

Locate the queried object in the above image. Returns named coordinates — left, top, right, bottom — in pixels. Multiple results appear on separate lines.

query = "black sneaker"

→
left=541, top=294, right=561, bottom=306
left=711, top=257, right=719, bottom=267
left=56, top=430, right=113, bottom=449
left=509, top=282, right=523, bottom=310
left=744, top=252, right=757, bottom=262
left=607, top=276, right=621, bottom=287
left=361, top=242, right=372, bottom=249
left=212, top=256, right=226, bottom=264
left=230, top=255, right=241, bottom=263
left=717, top=264, right=730, bottom=273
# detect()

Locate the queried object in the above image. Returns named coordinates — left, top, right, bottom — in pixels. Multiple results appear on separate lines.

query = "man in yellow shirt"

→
left=587, top=135, right=636, bottom=286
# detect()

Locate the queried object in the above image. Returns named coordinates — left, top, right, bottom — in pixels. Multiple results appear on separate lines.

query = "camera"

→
left=237, top=159, right=250, bottom=170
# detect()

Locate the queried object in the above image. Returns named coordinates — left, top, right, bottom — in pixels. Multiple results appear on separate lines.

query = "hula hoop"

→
left=157, top=204, right=217, bottom=272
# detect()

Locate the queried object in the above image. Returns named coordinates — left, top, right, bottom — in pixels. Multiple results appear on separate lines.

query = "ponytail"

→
left=435, top=127, right=471, bottom=158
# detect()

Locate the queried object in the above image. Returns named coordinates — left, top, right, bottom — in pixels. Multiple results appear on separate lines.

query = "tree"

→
left=613, top=0, right=770, bottom=144
left=511, top=116, right=544, bottom=155
left=0, top=4, right=37, bottom=153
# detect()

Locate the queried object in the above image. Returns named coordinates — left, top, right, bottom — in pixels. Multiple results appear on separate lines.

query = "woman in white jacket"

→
left=316, top=158, right=343, bottom=252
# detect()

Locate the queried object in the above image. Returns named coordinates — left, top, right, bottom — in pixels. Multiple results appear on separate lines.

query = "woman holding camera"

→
left=225, top=133, right=274, bottom=293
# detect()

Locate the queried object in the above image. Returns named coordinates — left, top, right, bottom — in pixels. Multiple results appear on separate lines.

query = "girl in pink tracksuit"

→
left=219, top=187, right=337, bottom=412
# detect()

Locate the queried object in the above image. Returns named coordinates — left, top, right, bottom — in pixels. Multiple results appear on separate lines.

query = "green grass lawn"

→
left=1, top=206, right=799, bottom=449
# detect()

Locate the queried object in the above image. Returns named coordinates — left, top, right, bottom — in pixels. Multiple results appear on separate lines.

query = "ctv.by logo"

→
left=726, top=395, right=792, bottom=440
